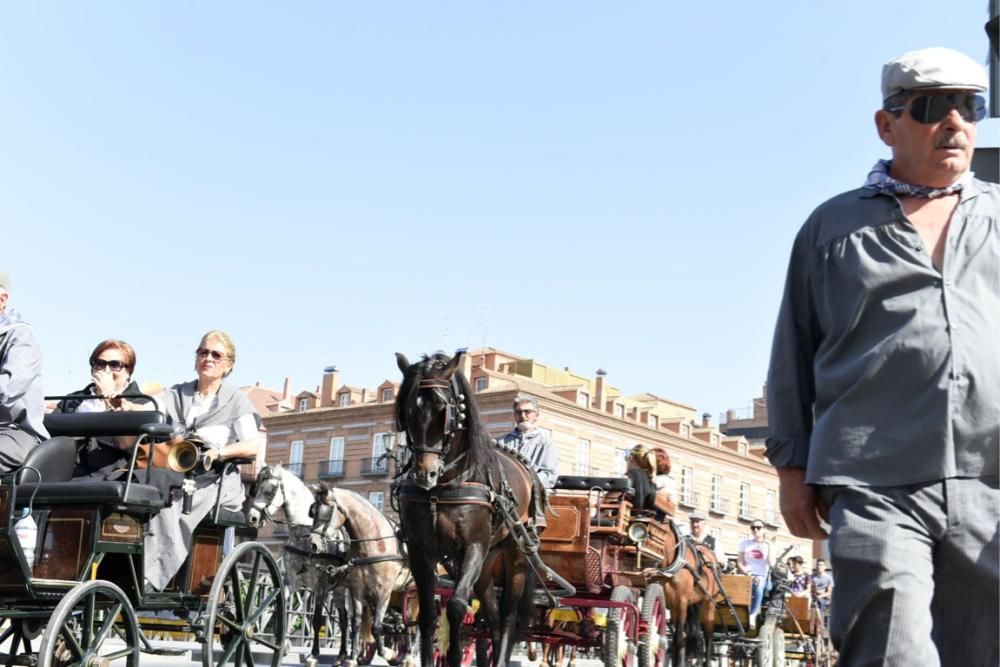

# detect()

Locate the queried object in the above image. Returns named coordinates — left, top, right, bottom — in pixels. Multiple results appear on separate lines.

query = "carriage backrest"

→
left=18, top=436, right=76, bottom=484
left=43, top=410, right=166, bottom=438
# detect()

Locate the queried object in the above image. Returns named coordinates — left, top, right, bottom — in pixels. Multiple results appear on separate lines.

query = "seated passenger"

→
left=625, top=444, right=659, bottom=514
left=56, top=339, right=158, bottom=478
left=0, top=271, right=53, bottom=472
left=652, top=447, right=676, bottom=510
left=143, top=330, right=262, bottom=591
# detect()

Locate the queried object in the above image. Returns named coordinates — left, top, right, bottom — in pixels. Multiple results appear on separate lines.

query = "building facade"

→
left=259, top=349, right=812, bottom=562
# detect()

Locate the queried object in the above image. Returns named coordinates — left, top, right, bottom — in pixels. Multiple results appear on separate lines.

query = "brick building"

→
left=258, top=349, right=812, bottom=561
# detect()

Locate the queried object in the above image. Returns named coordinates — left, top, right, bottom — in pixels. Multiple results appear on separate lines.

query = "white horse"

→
left=309, top=481, right=413, bottom=666
left=248, top=464, right=355, bottom=666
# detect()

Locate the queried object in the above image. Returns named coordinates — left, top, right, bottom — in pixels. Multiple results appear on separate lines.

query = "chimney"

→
left=595, top=369, right=607, bottom=412
left=320, top=365, right=339, bottom=407
left=726, top=408, right=736, bottom=423
left=282, top=377, right=291, bottom=401
left=702, top=412, right=711, bottom=428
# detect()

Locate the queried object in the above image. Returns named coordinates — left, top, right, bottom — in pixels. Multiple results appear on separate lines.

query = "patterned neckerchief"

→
left=864, top=159, right=972, bottom=198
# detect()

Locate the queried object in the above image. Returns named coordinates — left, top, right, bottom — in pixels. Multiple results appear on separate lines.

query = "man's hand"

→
left=777, top=467, right=829, bottom=540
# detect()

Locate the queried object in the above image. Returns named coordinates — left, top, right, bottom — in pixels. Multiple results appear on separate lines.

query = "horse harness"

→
left=658, top=518, right=719, bottom=600
left=310, top=490, right=408, bottom=580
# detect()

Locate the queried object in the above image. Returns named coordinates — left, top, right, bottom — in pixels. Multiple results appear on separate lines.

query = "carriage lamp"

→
left=627, top=521, right=648, bottom=544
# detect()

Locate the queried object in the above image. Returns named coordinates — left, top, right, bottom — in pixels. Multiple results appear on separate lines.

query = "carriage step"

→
left=0, top=653, right=35, bottom=666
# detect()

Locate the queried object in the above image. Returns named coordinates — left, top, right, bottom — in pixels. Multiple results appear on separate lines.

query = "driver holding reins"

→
left=498, top=395, right=559, bottom=530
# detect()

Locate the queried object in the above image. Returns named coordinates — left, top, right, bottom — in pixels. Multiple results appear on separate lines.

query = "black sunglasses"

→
left=196, top=348, right=228, bottom=362
left=92, top=359, right=126, bottom=372
left=888, top=92, right=986, bottom=124
left=750, top=525, right=764, bottom=531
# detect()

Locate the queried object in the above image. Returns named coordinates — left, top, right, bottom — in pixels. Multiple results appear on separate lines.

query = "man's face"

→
left=876, top=90, right=980, bottom=187
left=816, top=561, right=827, bottom=574
left=790, top=560, right=802, bottom=573
left=514, top=402, right=538, bottom=433
left=689, top=519, right=704, bottom=537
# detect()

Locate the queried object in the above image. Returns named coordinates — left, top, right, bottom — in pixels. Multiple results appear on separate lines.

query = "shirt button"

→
left=914, top=244, right=924, bottom=251
left=943, top=278, right=953, bottom=287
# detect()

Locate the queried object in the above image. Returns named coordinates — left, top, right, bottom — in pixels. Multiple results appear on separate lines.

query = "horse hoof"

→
left=303, top=658, right=319, bottom=667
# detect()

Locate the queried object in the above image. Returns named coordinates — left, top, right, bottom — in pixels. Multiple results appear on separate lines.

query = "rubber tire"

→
left=754, top=617, right=777, bottom=667
left=603, top=585, right=636, bottom=667
left=203, top=541, right=287, bottom=667
left=772, top=627, right=785, bottom=667
left=638, top=583, right=668, bottom=667
left=38, top=580, right=140, bottom=667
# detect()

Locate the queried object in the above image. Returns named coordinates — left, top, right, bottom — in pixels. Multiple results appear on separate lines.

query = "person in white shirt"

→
left=737, top=520, right=775, bottom=618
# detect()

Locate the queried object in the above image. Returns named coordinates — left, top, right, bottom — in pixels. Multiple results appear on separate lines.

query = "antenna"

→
left=467, top=304, right=490, bottom=353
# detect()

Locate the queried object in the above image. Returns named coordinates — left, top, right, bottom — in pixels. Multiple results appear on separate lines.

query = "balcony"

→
left=764, top=511, right=781, bottom=528
left=709, top=498, right=729, bottom=516
left=318, top=459, right=345, bottom=479
left=737, top=504, right=756, bottom=522
left=285, top=462, right=304, bottom=479
left=361, top=457, right=390, bottom=476
left=678, top=490, right=700, bottom=510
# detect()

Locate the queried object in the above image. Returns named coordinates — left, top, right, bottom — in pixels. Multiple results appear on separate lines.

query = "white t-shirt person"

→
left=738, top=530, right=773, bottom=577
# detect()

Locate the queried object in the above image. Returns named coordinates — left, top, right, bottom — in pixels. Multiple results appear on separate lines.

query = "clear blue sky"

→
left=1, top=2, right=995, bottom=421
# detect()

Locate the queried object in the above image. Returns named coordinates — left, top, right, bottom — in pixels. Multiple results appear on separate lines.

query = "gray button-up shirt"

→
left=766, top=179, right=999, bottom=486
left=0, top=320, right=49, bottom=442
left=500, top=428, right=560, bottom=489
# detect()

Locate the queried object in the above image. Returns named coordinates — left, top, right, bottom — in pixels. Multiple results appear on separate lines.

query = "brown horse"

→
left=653, top=522, right=721, bottom=667
left=393, top=351, right=537, bottom=667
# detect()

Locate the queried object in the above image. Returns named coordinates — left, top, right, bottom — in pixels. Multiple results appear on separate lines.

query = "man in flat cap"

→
left=0, top=271, right=50, bottom=470
left=688, top=509, right=726, bottom=565
left=766, top=47, right=998, bottom=665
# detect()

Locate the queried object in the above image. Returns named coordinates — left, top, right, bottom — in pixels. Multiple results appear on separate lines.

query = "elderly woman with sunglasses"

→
left=55, top=339, right=155, bottom=478
left=143, top=329, right=263, bottom=591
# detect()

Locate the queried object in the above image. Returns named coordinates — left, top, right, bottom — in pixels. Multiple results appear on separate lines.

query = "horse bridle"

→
left=251, top=473, right=287, bottom=525
left=405, top=377, right=467, bottom=459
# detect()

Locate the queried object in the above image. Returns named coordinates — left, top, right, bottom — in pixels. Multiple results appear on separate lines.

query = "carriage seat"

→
left=16, top=481, right=164, bottom=510
left=43, top=411, right=167, bottom=439
left=553, top=476, right=633, bottom=493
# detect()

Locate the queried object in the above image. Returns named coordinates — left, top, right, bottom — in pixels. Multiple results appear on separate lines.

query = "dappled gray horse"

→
left=310, top=482, right=412, bottom=665
left=248, top=464, right=354, bottom=665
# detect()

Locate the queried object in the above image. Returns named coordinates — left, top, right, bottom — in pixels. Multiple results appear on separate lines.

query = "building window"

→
left=368, top=491, right=385, bottom=512
left=329, top=436, right=344, bottom=462
left=680, top=466, right=695, bottom=506
left=475, top=377, right=488, bottom=393
left=765, top=489, right=777, bottom=525
left=372, top=432, right=392, bottom=460
left=382, top=388, right=393, bottom=402
left=575, top=439, right=591, bottom=476
left=739, top=482, right=751, bottom=518
left=614, top=404, right=625, bottom=419
left=614, top=448, right=628, bottom=475
left=289, top=440, right=304, bottom=478
left=577, top=392, right=590, bottom=408
left=711, top=434, right=719, bottom=447
left=680, top=424, right=689, bottom=438
left=338, top=393, right=351, bottom=407
left=711, top=475, right=723, bottom=512
left=649, top=414, right=659, bottom=430
left=298, top=398, right=309, bottom=412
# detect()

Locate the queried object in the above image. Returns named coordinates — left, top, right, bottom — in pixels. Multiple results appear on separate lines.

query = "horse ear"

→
left=395, top=352, right=410, bottom=375
left=317, top=480, right=328, bottom=494
left=443, top=350, right=465, bottom=378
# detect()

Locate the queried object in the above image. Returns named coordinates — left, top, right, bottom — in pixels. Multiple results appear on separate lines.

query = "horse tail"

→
left=685, top=604, right=704, bottom=657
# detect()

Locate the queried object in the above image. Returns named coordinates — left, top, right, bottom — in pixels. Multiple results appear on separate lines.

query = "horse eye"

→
left=308, top=505, right=316, bottom=518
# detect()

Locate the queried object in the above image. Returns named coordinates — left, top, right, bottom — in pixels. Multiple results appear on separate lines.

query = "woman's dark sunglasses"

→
left=888, top=93, right=986, bottom=124
left=92, top=359, right=126, bottom=372
left=196, top=348, right=227, bottom=361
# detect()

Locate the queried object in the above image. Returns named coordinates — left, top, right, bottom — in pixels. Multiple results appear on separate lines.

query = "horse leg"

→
left=409, top=554, right=438, bottom=667
left=447, top=544, right=486, bottom=667
left=309, top=590, right=323, bottom=666
left=496, top=549, right=529, bottom=666
left=673, top=603, right=687, bottom=667
left=337, top=590, right=349, bottom=663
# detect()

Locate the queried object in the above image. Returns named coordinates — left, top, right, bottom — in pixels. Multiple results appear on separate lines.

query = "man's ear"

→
left=875, top=109, right=896, bottom=147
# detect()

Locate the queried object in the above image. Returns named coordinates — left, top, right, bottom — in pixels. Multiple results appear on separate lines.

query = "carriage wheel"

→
left=753, top=616, right=776, bottom=667
left=38, top=580, right=140, bottom=667
left=286, top=588, right=313, bottom=648
left=638, top=583, right=668, bottom=667
left=602, top=585, right=636, bottom=667
left=771, top=627, right=785, bottom=667
left=202, top=541, right=286, bottom=667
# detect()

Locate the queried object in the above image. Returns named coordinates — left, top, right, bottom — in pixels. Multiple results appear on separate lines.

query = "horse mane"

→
left=394, top=352, right=500, bottom=480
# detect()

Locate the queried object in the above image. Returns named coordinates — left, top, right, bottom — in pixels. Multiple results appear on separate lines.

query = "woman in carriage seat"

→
left=55, top=339, right=163, bottom=478
left=142, top=330, right=263, bottom=591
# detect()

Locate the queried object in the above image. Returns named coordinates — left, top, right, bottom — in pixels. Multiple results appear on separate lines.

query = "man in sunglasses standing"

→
left=0, top=271, right=49, bottom=472
left=766, top=47, right=998, bottom=666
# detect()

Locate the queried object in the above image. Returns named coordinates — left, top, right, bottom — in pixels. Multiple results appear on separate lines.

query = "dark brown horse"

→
left=653, top=523, right=721, bottom=666
left=393, top=351, right=536, bottom=667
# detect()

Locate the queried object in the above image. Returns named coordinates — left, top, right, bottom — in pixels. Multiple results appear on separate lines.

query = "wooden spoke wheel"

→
left=38, top=580, right=140, bottom=667
left=603, top=585, right=637, bottom=667
left=202, top=542, right=286, bottom=667
left=638, top=583, right=668, bottom=667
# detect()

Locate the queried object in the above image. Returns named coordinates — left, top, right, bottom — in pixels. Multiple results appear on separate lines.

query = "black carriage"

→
left=0, top=407, right=286, bottom=667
